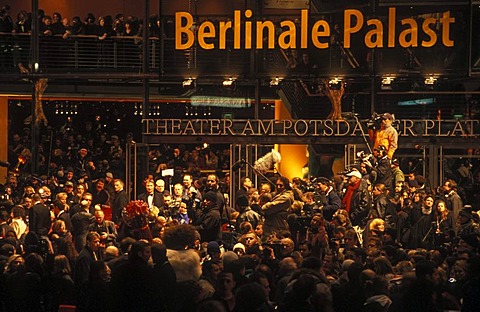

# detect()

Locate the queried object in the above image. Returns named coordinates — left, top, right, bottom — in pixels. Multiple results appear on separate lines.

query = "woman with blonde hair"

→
left=50, top=219, right=78, bottom=265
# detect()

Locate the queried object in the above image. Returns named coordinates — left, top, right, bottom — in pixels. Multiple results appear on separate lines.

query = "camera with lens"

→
left=367, top=112, right=383, bottom=130
left=356, top=151, right=374, bottom=164
left=191, top=197, right=201, bottom=210
left=294, top=215, right=312, bottom=229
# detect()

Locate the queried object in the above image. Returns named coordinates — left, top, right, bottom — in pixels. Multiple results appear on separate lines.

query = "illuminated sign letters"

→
left=175, top=8, right=455, bottom=50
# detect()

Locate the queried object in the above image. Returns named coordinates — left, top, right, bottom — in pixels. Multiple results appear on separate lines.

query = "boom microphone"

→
left=231, top=159, right=246, bottom=171
left=253, top=149, right=282, bottom=174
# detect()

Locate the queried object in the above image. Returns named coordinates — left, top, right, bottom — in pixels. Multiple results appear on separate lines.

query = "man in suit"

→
left=92, top=178, right=110, bottom=207
left=74, top=231, right=102, bottom=286
left=52, top=199, right=73, bottom=232
left=71, top=197, right=96, bottom=252
left=29, top=193, right=52, bottom=238
left=112, top=179, right=129, bottom=225
left=137, top=179, right=164, bottom=217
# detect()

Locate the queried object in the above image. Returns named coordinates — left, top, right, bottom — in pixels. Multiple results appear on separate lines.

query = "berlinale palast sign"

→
left=143, top=119, right=478, bottom=138
left=175, top=8, right=455, bottom=50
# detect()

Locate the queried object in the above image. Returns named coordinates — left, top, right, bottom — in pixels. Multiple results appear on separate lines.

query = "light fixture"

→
left=328, top=77, right=340, bottom=85
left=223, top=77, right=235, bottom=86
left=270, top=77, right=282, bottom=86
left=381, top=76, right=394, bottom=85
left=381, top=76, right=395, bottom=90
left=182, top=78, right=195, bottom=88
left=424, top=76, right=437, bottom=85
left=328, top=77, right=342, bottom=90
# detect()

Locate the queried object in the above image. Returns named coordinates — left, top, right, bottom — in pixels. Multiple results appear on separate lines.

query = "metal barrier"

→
left=0, top=33, right=273, bottom=76
left=0, top=33, right=158, bottom=72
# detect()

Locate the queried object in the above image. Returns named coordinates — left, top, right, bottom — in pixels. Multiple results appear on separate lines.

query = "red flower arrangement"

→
left=122, top=200, right=149, bottom=229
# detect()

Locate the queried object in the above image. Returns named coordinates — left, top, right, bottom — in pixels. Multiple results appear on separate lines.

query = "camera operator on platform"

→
left=368, top=112, right=398, bottom=159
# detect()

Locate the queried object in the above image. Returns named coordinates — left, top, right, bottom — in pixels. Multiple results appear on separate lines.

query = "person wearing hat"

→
left=341, top=170, right=371, bottom=228
left=63, top=180, right=76, bottom=206
left=104, top=172, right=116, bottom=204
left=457, top=205, right=480, bottom=238
left=370, top=145, right=393, bottom=190
left=233, top=242, right=246, bottom=257
left=316, top=177, right=341, bottom=222
left=391, top=158, right=405, bottom=187
left=235, top=194, right=263, bottom=230
left=368, top=112, right=398, bottom=159
left=193, top=190, right=222, bottom=242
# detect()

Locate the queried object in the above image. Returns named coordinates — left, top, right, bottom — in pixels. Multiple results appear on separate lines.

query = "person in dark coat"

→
left=29, top=193, right=52, bottom=237
left=342, top=170, right=371, bottom=228
left=53, top=199, right=73, bottom=233
left=371, top=183, right=398, bottom=230
left=0, top=210, right=14, bottom=239
left=316, top=177, right=341, bottom=222
left=112, top=179, right=129, bottom=225
left=151, top=242, right=177, bottom=312
left=71, top=199, right=96, bottom=253
left=409, top=195, right=436, bottom=249
left=74, top=231, right=102, bottom=287
left=193, top=191, right=222, bottom=243
left=110, top=240, right=157, bottom=312
left=90, top=210, right=118, bottom=247
left=91, top=179, right=110, bottom=207
left=137, top=179, right=165, bottom=216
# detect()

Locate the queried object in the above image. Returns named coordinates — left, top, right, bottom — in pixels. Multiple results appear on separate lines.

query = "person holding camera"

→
left=368, top=112, right=398, bottom=159
left=369, top=145, right=394, bottom=191
left=316, top=177, right=342, bottom=222
left=90, top=209, right=118, bottom=247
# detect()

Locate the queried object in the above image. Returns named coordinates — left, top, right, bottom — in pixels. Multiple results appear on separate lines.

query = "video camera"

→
left=356, top=151, right=374, bottom=164
left=367, top=112, right=383, bottom=130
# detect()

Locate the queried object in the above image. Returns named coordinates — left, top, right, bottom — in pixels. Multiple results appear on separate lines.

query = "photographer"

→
left=368, top=145, right=394, bottom=191
left=341, top=170, right=371, bottom=228
left=316, top=177, right=341, bottom=222
left=368, top=112, right=398, bottom=159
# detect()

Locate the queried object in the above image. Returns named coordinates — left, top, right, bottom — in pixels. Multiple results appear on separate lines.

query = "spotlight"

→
left=424, top=76, right=437, bottom=85
left=381, top=76, right=395, bottom=90
left=270, top=77, right=282, bottom=86
left=182, top=78, right=195, bottom=88
left=328, top=77, right=341, bottom=90
left=223, top=77, right=235, bottom=87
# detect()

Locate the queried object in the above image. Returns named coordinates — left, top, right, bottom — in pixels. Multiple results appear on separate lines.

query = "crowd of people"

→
left=0, top=5, right=163, bottom=39
left=0, top=110, right=480, bottom=311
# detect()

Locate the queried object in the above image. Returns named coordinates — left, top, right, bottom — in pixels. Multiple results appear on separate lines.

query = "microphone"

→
left=231, top=159, right=246, bottom=171
left=0, top=160, right=10, bottom=167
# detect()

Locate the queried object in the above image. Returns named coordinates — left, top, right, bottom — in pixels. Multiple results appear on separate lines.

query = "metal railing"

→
left=0, top=33, right=156, bottom=72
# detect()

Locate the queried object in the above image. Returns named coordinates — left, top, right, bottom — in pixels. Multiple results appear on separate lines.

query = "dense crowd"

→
left=1, top=114, right=480, bottom=312
left=0, top=5, right=163, bottom=38
left=1, top=5, right=480, bottom=310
